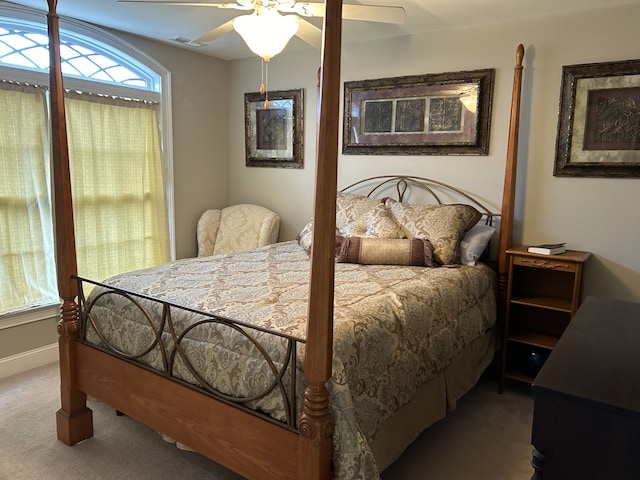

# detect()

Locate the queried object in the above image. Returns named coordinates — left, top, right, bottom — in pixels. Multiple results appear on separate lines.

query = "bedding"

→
left=384, top=198, right=482, bottom=265
left=297, top=192, right=405, bottom=253
left=334, top=236, right=437, bottom=266
left=298, top=193, right=487, bottom=267
left=335, top=192, right=405, bottom=238
left=460, top=223, right=496, bottom=266
left=299, top=219, right=495, bottom=268
left=82, top=240, right=497, bottom=479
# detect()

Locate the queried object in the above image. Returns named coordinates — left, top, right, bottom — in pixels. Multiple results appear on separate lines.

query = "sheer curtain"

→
left=0, top=84, right=170, bottom=315
left=65, top=91, right=170, bottom=284
left=0, top=82, right=58, bottom=313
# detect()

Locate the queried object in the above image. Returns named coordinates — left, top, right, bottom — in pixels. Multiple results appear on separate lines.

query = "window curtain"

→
left=0, top=84, right=170, bottom=315
left=64, top=92, right=170, bottom=284
left=0, top=82, right=58, bottom=313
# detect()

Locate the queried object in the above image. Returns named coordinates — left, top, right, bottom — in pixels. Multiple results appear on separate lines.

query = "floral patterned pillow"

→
left=336, top=192, right=404, bottom=238
left=296, top=220, right=314, bottom=251
left=297, top=193, right=405, bottom=253
left=385, top=198, right=481, bottom=265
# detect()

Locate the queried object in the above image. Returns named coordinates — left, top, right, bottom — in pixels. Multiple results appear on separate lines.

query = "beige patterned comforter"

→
left=83, top=240, right=496, bottom=479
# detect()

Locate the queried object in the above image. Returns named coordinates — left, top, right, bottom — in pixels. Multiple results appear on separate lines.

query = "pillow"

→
left=460, top=223, right=495, bottom=266
left=336, top=192, right=404, bottom=239
left=297, top=192, right=405, bottom=253
left=385, top=198, right=481, bottom=265
left=296, top=220, right=314, bottom=251
left=296, top=220, right=341, bottom=253
left=335, top=236, right=437, bottom=267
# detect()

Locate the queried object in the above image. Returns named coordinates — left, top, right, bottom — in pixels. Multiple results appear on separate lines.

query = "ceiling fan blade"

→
left=280, top=1, right=324, bottom=17
left=192, top=19, right=235, bottom=43
left=295, top=18, right=322, bottom=50
left=342, top=4, right=405, bottom=24
left=117, top=0, right=252, bottom=10
left=287, top=2, right=405, bottom=24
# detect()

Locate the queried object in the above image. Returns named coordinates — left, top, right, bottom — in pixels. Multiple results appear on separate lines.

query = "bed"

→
left=47, top=1, right=525, bottom=478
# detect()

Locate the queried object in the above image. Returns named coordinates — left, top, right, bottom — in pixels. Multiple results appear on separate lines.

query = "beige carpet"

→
left=0, top=362, right=534, bottom=479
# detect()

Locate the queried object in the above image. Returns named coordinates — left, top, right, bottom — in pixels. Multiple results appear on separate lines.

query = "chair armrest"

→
left=196, top=209, right=222, bottom=257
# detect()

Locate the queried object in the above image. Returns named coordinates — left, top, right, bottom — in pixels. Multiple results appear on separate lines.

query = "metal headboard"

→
left=340, top=175, right=500, bottom=227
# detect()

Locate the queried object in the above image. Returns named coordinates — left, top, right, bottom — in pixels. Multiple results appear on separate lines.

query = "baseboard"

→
left=0, top=343, right=58, bottom=379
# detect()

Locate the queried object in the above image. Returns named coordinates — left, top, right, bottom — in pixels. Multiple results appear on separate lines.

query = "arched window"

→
left=0, top=19, right=158, bottom=89
left=0, top=3, right=174, bottom=316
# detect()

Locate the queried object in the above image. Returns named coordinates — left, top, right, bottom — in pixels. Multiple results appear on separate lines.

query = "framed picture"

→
left=342, top=69, right=494, bottom=155
left=244, top=88, right=304, bottom=168
left=554, top=59, right=640, bottom=177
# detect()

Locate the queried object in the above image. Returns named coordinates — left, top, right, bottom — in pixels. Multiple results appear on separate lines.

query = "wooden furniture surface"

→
left=46, top=0, right=526, bottom=476
left=500, top=245, right=591, bottom=390
left=530, top=296, right=640, bottom=480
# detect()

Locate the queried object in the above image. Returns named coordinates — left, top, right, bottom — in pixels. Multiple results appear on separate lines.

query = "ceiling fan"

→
left=120, top=1, right=405, bottom=108
left=118, top=1, right=406, bottom=54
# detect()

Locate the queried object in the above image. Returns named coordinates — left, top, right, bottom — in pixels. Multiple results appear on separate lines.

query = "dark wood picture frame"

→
left=342, top=69, right=494, bottom=155
left=244, top=88, right=304, bottom=168
left=554, top=59, right=640, bottom=178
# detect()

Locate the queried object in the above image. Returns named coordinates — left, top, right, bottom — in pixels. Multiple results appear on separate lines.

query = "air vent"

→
left=170, top=36, right=203, bottom=47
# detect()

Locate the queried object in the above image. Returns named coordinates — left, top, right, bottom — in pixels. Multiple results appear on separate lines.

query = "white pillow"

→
left=460, top=223, right=495, bottom=266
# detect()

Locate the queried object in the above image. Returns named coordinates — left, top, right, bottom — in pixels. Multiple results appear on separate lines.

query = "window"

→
left=0, top=4, right=174, bottom=316
left=0, top=21, right=156, bottom=89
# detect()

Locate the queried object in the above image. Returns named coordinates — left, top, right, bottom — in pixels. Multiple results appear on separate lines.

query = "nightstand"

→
left=499, top=245, right=591, bottom=392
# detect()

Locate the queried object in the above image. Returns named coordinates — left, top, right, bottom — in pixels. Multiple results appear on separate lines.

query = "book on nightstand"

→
left=527, top=243, right=567, bottom=255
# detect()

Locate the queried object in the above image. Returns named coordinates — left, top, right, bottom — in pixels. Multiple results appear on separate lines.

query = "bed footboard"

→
left=77, top=277, right=304, bottom=430
left=74, top=342, right=300, bottom=479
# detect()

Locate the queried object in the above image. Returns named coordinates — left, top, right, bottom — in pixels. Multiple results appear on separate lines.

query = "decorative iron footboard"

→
left=76, top=276, right=305, bottom=431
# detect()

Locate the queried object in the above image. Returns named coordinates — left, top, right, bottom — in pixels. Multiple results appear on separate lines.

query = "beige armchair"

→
left=196, top=204, right=280, bottom=257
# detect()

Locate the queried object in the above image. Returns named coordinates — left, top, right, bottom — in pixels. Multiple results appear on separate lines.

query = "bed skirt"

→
left=373, top=328, right=497, bottom=472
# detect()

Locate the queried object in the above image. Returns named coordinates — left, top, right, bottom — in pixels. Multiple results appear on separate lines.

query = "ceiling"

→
left=6, top=0, right=640, bottom=61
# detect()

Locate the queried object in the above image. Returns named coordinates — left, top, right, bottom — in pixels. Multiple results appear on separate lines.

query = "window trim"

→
left=0, top=303, right=60, bottom=330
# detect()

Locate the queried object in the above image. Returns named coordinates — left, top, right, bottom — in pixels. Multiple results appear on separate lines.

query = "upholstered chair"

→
left=196, top=204, right=280, bottom=257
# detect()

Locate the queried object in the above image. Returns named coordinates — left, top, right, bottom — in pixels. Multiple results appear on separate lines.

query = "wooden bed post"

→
left=47, top=0, right=94, bottom=445
left=497, top=44, right=524, bottom=318
left=298, top=0, right=342, bottom=479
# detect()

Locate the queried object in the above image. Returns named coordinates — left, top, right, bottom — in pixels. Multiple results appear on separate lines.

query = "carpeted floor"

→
left=0, top=362, right=534, bottom=479
left=381, top=376, right=535, bottom=479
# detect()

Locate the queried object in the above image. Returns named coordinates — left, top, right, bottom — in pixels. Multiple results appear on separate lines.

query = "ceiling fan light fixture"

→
left=233, top=7, right=299, bottom=61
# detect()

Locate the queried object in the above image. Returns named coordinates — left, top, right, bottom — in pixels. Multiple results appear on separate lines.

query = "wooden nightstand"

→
left=499, top=245, right=591, bottom=392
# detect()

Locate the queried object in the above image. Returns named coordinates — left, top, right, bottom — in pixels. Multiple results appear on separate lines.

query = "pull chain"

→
left=260, top=58, right=270, bottom=109
left=264, top=59, right=269, bottom=109
left=260, top=58, right=265, bottom=95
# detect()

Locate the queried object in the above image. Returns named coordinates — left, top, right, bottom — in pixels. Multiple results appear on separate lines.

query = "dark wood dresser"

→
left=530, top=296, right=640, bottom=479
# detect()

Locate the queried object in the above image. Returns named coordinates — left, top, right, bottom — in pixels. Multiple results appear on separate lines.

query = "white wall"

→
left=227, top=3, right=640, bottom=303
left=227, top=53, right=321, bottom=241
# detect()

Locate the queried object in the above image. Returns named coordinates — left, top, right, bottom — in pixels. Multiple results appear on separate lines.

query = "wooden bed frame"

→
left=47, top=0, right=524, bottom=478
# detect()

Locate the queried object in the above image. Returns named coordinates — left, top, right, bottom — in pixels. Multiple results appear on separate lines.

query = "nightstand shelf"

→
left=510, top=296, right=573, bottom=312
left=504, top=368, right=535, bottom=384
left=508, top=330, right=559, bottom=350
left=499, top=245, right=591, bottom=392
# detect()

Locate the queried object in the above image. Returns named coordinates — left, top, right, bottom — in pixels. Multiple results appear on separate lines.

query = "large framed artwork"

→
left=554, top=59, right=640, bottom=178
left=244, top=88, right=304, bottom=168
left=342, top=69, right=495, bottom=155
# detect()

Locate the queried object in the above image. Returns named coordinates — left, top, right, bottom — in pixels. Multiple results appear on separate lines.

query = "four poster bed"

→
left=47, top=0, right=525, bottom=478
